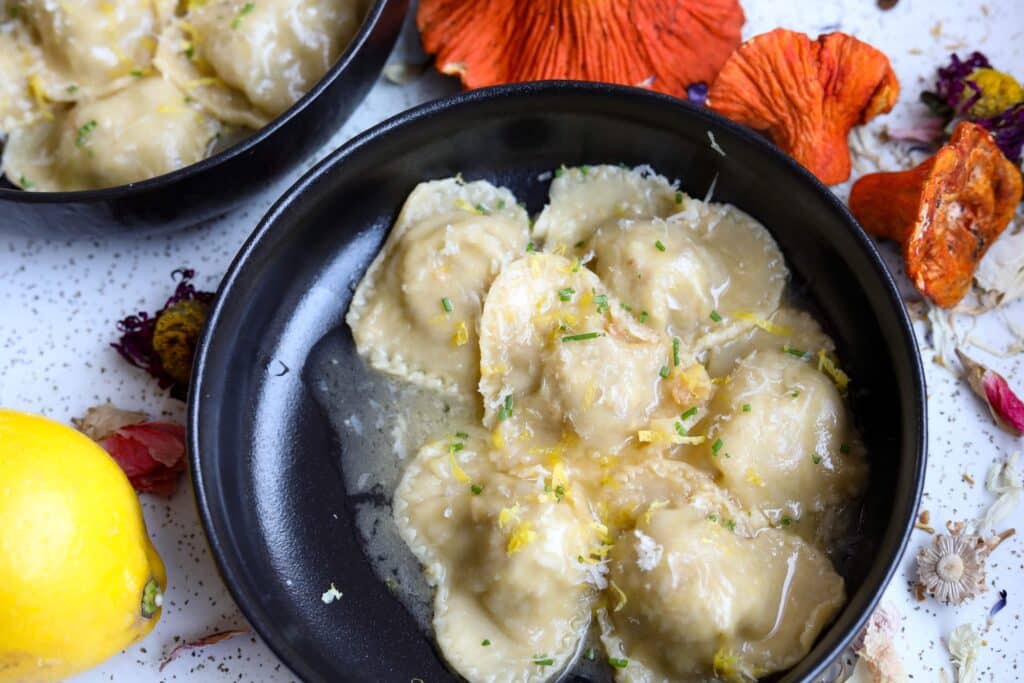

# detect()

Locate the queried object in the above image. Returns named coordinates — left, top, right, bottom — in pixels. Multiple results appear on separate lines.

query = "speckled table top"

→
left=1, top=1, right=1022, bottom=681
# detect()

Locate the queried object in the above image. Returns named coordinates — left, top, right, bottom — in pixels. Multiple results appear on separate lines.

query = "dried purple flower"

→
left=932, top=51, right=992, bottom=114
left=978, top=102, right=1024, bottom=163
left=686, top=82, right=709, bottom=106
left=112, top=269, right=215, bottom=400
left=989, top=589, right=1008, bottom=621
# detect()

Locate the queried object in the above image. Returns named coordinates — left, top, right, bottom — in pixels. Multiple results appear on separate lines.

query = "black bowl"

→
left=0, top=0, right=407, bottom=237
left=190, top=81, right=926, bottom=683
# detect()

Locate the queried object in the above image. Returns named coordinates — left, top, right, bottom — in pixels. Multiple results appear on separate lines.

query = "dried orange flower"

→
left=849, top=122, right=1023, bottom=307
left=707, top=29, right=899, bottom=185
left=417, top=0, right=745, bottom=97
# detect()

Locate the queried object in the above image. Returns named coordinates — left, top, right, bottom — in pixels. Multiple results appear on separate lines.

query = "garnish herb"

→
left=231, top=2, right=255, bottom=29
left=709, top=310, right=723, bottom=323
left=812, top=454, right=822, bottom=464
left=586, top=647, right=597, bottom=661
left=558, top=287, right=575, bottom=302
left=533, top=657, right=555, bottom=667
left=554, top=484, right=565, bottom=501
left=497, top=199, right=506, bottom=210
left=674, top=421, right=687, bottom=437
left=725, top=519, right=736, bottom=531
left=571, top=258, right=581, bottom=272
left=497, top=394, right=514, bottom=421
left=680, top=406, right=699, bottom=420
left=581, top=165, right=591, bottom=175
left=654, top=240, right=667, bottom=252
left=620, top=303, right=632, bottom=312
left=75, top=119, right=98, bottom=148
left=450, top=442, right=464, bottom=452
left=639, top=311, right=649, bottom=323
left=708, top=514, right=718, bottom=522
left=594, top=293, right=609, bottom=313
left=526, top=242, right=536, bottom=252
left=470, top=484, right=484, bottom=495
left=575, top=240, right=585, bottom=248
left=790, top=390, right=800, bottom=398
left=672, top=337, right=680, bottom=366
left=441, top=297, right=453, bottom=313
left=455, top=431, right=469, bottom=439
left=18, top=176, right=34, bottom=189
left=711, top=438, right=724, bottom=456
left=481, top=639, right=491, bottom=646
left=554, top=166, right=566, bottom=178
left=780, top=517, right=793, bottom=526
left=659, top=365, right=670, bottom=379
left=609, top=657, right=629, bottom=669
left=784, top=345, right=810, bottom=359
left=675, top=191, right=684, bottom=204
left=66, top=84, right=79, bottom=93
left=184, top=45, right=195, bottom=59
left=742, top=403, right=751, bottom=412
left=562, top=332, right=602, bottom=342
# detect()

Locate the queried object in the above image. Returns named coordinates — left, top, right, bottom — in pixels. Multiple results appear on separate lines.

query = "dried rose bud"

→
left=98, top=421, right=187, bottom=497
left=958, top=350, right=1024, bottom=435
left=112, top=269, right=214, bottom=400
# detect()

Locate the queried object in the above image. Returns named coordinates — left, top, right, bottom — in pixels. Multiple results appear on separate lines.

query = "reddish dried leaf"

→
left=160, top=629, right=250, bottom=671
left=417, top=0, right=744, bottom=98
left=708, top=29, right=899, bottom=185
left=959, top=351, right=1024, bottom=435
left=99, top=422, right=187, bottom=496
left=850, top=122, right=1023, bottom=307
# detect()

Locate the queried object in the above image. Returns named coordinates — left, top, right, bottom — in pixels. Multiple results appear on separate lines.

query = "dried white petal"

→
left=977, top=452, right=1023, bottom=534
left=948, top=624, right=982, bottom=683
left=72, top=403, right=148, bottom=441
left=926, top=306, right=959, bottom=370
left=974, top=212, right=1024, bottom=310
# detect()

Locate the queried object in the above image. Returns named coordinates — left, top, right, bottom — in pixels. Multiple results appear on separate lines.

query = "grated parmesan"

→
left=633, top=529, right=664, bottom=572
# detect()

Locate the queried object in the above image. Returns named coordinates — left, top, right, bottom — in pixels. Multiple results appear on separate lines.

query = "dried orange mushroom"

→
left=849, top=122, right=1023, bottom=308
left=707, top=29, right=899, bottom=185
left=416, top=0, right=745, bottom=97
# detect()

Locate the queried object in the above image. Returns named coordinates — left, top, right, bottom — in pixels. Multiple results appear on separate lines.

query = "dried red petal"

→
left=160, top=629, right=250, bottom=671
left=958, top=350, right=1024, bottom=435
left=708, top=29, right=899, bottom=185
left=99, top=422, right=187, bottom=496
left=417, top=0, right=745, bottom=98
left=850, top=122, right=1023, bottom=307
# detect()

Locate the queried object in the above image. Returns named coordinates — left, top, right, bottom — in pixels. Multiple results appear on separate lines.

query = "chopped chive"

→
left=450, top=442, right=464, bottom=452
left=659, top=365, right=670, bottom=378
left=711, top=438, right=724, bottom=456
left=558, top=287, right=575, bottom=302
left=586, top=647, right=597, bottom=661
left=680, top=406, right=698, bottom=420
left=66, top=84, right=79, bottom=93
left=475, top=203, right=490, bottom=215
left=534, top=657, right=555, bottom=667
left=504, top=395, right=514, bottom=411
left=812, top=454, right=822, bottom=464
left=575, top=240, right=585, bottom=248
left=231, top=1, right=255, bottom=28
left=562, top=332, right=603, bottom=342
left=654, top=240, right=667, bottom=252
left=497, top=395, right=513, bottom=421
left=725, top=519, right=736, bottom=531
left=554, top=484, right=565, bottom=501
left=707, top=514, right=718, bottom=522
left=526, top=242, right=536, bottom=252
left=674, top=421, right=686, bottom=437
left=780, top=517, right=793, bottom=526
left=609, top=657, right=629, bottom=669
left=639, top=311, right=649, bottom=324
left=709, top=310, right=722, bottom=323
left=481, top=639, right=491, bottom=646
left=741, top=403, right=751, bottom=412
left=581, top=165, right=591, bottom=175
left=784, top=345, right=809, bottom=359
left=790, top=390, right=800, bottom=398
left=441, top=297, right=453, bottom=313
left=554, top=166, right=566, bottom=177
left=497, top=199, right=506, bottom=210
left=620, top=303, right=632, bottom=312
left=18, top=175, right=34, bottom=189
left=675, top=191, right=684, bottom=204
left=183, top=45, right=195, bottom=59
left=75, top=119, right=98, bottom=148
left=470, top=483, right=484, bottom=495
left=455, top=431, right=469, bottom=439
left=672, top=337, right=680, bottom=366
left=571, top=259, right=581, bottom=272
left=594, top=293, right=609, bottom=313
left=130, top=69, right=144, bottom=77
left=840, top=443, right=851, bottom=454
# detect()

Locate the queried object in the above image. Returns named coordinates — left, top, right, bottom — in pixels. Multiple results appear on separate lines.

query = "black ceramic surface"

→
left=0, top=0, right=406, bottom=237
left=190, top=82, right=927, bottom=683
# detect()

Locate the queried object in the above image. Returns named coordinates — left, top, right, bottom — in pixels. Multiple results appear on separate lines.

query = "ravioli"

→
left=701, top=349, right=867, bottom=525
left=600, top=504, right=845, bottom=682
left=2, top=76, right=219, bottom=191
left=705, top=307, right=836, bottom=378
left=0, top=19, right=46, bottom=133
left=18, top=0, right=173, bottom=101
left=478, top=253, right=670, bottom=455
left=590, top=198, right=787, bottom=348
left=155, top=0, right=364, bottom=128
left=394, top=432, right=595, bottom=683
left=532, top=165, right=681, bottom=250
left=346, top=178, right=529, bottom=395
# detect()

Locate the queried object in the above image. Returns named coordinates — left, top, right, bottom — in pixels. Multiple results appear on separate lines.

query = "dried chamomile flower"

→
left=916, top=530, right=988, bottom=605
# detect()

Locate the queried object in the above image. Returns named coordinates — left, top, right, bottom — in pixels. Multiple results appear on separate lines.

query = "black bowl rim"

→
left=189, top=80, right=927, bottom=682
left=0, top=0, right=396, bottom=202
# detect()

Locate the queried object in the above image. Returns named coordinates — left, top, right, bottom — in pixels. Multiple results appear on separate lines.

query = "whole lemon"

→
left=0, top=409, right=166, bottom=682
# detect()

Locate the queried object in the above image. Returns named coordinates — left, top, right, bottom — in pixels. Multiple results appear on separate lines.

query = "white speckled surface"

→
left=1, top=1, right=1022, bottom=681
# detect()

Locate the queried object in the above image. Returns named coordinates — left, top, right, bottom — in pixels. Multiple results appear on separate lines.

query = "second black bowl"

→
left=191, top=81, right=926, bottom=682
left=0, top=0, right=407, bottom=237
